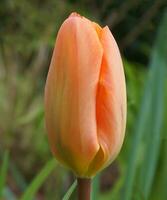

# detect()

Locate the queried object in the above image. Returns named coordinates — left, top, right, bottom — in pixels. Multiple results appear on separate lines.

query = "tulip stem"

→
left=77, top=178, right=91, bottom=200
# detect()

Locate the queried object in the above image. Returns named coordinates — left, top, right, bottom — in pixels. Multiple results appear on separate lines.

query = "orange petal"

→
left=84, top=27, right=126, bottom=177
left=96, top=27, right=127, bottom=167
left=92, top=22, right=103, bottom=39
left=69, top=12, right=82, bottom=18
left=45, top=16, right=103, bottom=176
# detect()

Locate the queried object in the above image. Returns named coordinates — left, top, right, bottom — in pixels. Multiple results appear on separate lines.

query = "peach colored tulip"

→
left=45, top=12, right=126, bottom=178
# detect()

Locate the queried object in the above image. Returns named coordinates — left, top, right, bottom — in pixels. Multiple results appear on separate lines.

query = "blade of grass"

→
left=151, top=82, right=167, bottom=200
left=139, top=61, right=166, bottom=198
left=4, top=187, right=17, bottom=200
left=91, top=175, right=100, bottom=200
left=121, top=52, right=156, bottom=200
left=0, top=151, right=9, bottom=198
left=151, top=139, right=167, bottom=200
left=10, top=161, right=27, bottom=191
left=138, top=10, right=167, bottom=199
left=121, top=10, right=167, bottom=200
left=20, top=159, right=57, bottom=200
left=62, top=180, right=77, bottom=200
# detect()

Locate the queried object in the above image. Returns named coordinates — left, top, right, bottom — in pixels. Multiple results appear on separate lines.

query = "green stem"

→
left=77, top=178, right=91, bottom=200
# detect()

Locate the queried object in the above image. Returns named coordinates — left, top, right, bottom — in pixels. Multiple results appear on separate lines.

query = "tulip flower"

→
left=44, top=13, right=126, bottom=179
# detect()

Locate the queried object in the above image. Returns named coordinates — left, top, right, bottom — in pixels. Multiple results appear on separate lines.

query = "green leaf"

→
left=139, top=57, right=166, bottom=198
left=0, top=151, right=9, bottom=198
left=20, top=159, right=57, bottom=200
left=121, top=10, right=167, bottom=200
left=151, top=139, right=167, bottom=200
left=91, top=175, right=100, bottom=200
left=121, top=49, right=156, bottom=200
left=10, top=161, right=27, bottom=191
left=62, top=180, right=77, bottom=200
left=138, top=10, right=167, bottom=199
left=148, top=66, right=167, bottom=200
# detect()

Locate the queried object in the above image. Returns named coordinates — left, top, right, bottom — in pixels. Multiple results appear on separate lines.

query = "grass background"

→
left=0, top=0, right=167, bottom=199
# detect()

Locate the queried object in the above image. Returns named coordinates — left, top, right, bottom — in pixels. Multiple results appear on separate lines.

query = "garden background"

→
left=0, top=0, right=167, bottom=199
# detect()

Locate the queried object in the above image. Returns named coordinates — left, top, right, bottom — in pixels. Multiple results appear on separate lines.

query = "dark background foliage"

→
left=0, top=0, right=167, bottom=199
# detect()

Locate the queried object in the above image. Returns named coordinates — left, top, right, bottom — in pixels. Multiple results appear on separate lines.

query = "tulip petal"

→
left=92, top=22, right=102, bottom=38
left=95, top=27, right=127, bottom=169
left=85, top=27, right=126, bottom=177
left=45, top=15, right=103, bottom=176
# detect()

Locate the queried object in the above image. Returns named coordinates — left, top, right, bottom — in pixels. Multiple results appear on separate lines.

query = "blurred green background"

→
left=0, top=0, right=167, bottom=199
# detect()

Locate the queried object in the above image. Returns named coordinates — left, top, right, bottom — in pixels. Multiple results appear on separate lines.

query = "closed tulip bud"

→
left=45, top=12, right=126, bottom=178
